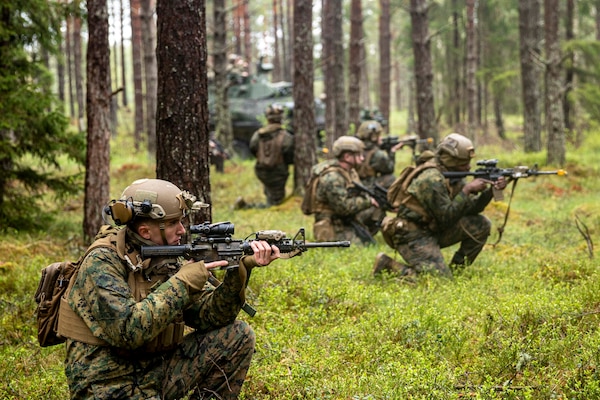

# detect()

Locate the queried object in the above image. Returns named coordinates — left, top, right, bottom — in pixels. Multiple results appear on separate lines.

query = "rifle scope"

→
left=190, top=221, right=235, bottom=236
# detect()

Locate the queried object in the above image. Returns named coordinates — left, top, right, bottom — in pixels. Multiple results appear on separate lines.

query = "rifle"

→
left=442, top=159, right=567, bottom=245
left=380, top=135, right=434, bottom=163
left=141, top=223, right=350, bottom=317
left=352, top=181, right=393, bottom=211
left=442, top=159, right=567, bottom=200
left=141, top=222, right=350, bottom=266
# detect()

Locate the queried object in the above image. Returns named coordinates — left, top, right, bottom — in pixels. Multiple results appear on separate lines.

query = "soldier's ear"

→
left=137, top=222, right=153, bottom=240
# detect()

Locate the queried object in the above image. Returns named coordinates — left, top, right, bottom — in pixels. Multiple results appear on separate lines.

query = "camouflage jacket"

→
left=399, top=165, right=494, bottom=229
left=314, top=159, right=372, bottom=219
left=64, top=229, right=245, bottom=388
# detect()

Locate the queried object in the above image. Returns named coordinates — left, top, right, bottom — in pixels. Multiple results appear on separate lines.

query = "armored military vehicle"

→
left=208, top=60, right=325, bottom=158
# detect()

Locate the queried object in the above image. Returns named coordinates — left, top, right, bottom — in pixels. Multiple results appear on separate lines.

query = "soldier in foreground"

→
left=235, top=104, right=294, bottom=209
left=60, top=178, right=280, bottom=399
left=302, top=135, right=380, bottom=245
left=374, top=133, right=507, bottom=278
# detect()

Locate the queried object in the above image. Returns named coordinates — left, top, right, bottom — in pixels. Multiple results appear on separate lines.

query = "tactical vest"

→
left=256, top=126, right=286, bottom=168
left=302, top=160, right=359, bottom=216
left=356, top=147, right=377, bottom=179
left=57, top=227, right=185, bottom=352
left=386, top=160, right=461, bottom=230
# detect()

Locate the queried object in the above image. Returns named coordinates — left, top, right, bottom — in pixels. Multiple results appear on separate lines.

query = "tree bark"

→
left=563, top=0, right=574, bottom=132
left=156, top=0, right=211, bottom=222
left=293, top=0, right=317, bottom=194
left=348, top=0, right=363, bottom=131
left=131, top=0, right=145, bottom=151
left=213, top=0, right=233, bottom=154
left=410, top=0, right=438, bottom=141
left=518, top=0, right=542, bottom=152
left=84, top=0, right=112, bottom=242
left=379, top=0, right=391, bottom=132
left=544, top=0, right=566, bottom=165
left=141, top=0, right=158, bottom=156
left=465, top=0, right=478, bottom=140
left=73, top=3, right=85, bottom=132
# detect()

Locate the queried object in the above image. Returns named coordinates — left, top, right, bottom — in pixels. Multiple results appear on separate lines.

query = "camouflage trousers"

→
left=313, top=215, right=373, bottom=245
left=67, top=320, right=255, bottom=400
left=393, top=215, right=491, bottom=277
left=255, top=165, right=289, bottom=206
left=356, top=207, right=386, bottom=236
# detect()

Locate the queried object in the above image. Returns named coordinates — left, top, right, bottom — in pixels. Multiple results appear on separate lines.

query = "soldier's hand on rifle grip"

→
left=463, top=178, right=493, bottom=195
left=493, top=176, right=508, bottom=191
left=369, top=197, right=380, bottom=208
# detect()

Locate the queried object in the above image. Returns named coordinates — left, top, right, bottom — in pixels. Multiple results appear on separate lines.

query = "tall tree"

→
left=120, top=0, right=128, bottom=106
left=141, top=0, right=158, bottom=156
left=272, top=0, right=282, bottom=81
left=379, top=0, right=391, bottom=132
left=348, top=0, right=363, bottom=130
left=518, top=0, right=542, bottom=152
left=131, top=0, right=144, bottom=151
left=293, top=0, right=317, bottom=193
left=544, top=0, right=566, bottom=165
left=409, top=0, right=438, bottom=141
left=465, top=0, right=478, bottom=139
left=332, top=0, right=347, bottom=138
left=213, top=0, right=233, bottom=155
left=156, top=0, right=211, bottom=222
left=73, top=1, right=85, bottom=132
left=563, top=0, right=575, bottom=132
left=84, top=0, right=112, bottom=241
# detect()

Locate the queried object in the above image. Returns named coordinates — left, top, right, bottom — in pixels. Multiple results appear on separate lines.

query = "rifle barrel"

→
left=302, top=241, right=351, bottom=248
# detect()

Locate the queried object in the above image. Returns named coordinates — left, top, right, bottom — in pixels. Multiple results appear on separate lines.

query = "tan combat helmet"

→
left=332, top=135, right=365, bottom=158
left=103, top=178, right=199, bottom=226
left=356, top=120, right=383, bottom=142
left=436, top=133, right=475, bottom=167
left=265, top=104, right=285, bottom=123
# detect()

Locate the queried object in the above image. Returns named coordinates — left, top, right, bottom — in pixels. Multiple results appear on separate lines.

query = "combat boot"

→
left=373, top=253, right=417, bottom=280
left=233, top=197, right=247, bottom=210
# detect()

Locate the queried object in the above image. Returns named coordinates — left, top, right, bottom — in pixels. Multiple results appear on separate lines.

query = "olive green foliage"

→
left=1, top=114, right=599, bottom=399
left=0, top=0, right=85, bottom=231
left=565, top=40, right=600, bottom=125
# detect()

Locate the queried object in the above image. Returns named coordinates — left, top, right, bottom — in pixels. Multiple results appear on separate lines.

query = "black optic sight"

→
left=476, top=159, right=499, bottom=167
left=190, top=221, right=235, bottom=236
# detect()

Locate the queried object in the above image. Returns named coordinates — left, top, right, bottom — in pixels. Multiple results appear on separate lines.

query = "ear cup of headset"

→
left=103, top=200, right=134, bottom=226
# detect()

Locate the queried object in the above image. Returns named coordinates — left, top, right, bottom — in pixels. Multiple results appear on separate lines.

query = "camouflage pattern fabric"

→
left=357, top=143, right=395, bottom=188
left=313, top=160, right=372, bottom=244
left=250, top=123, right=294, bottom=206
left=390, top=165, right=495, bottom=276
left=64, top=234, right=252, bottom=399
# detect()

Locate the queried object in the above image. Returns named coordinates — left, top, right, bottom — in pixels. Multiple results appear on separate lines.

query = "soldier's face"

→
left=344, top=152, right=364, bottom=167
left=143, top=218, right=186, bottom=246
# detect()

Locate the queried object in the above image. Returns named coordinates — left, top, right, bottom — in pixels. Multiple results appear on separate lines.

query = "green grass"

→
left=1, top=118, right=599, bottom=399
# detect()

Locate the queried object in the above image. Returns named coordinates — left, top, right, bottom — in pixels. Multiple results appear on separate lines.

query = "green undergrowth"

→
left=0, top=122, right=599, bottom=399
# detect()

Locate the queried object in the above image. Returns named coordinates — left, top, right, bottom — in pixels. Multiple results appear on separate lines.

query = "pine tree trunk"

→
left=518, top=0, right=542, bottom=152
left=73, top=6, right=85, bottom=132
left=410, top=0, right=438, bottom=141
left=142, top=0, right=157, bottom=156
left=131, top=0, right=145, bottom=151
left=348, top=0, right=363, bottom=130
left=292, top=0, right=317, bottom=194
left=544, top=0, right=566, bottom=165
left=156, top=0, right=212, bottom=222
left=213, top=0, right=233, bottom=154
left=84, top=0, right=111, bottom=242
left=378, top=0, right=391, bottom=132
left=465, top=0, right=478, bottom=140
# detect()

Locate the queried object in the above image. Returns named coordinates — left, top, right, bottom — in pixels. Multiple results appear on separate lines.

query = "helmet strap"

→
left=158, top=222, right=168, bottom=245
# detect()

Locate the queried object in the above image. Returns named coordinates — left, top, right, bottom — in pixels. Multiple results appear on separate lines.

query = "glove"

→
left=174, top=260, right=209, bottom=295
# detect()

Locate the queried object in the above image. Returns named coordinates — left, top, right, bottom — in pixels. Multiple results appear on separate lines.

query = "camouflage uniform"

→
left=64, top=229, right=254, bottom=400
left=385, top=163, right=493, bottom=277
left=311, top=159, right=373, bottom=245
left=250, top=122, right=294, bottom=206
left=355, top=141, right=396, bottom=235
